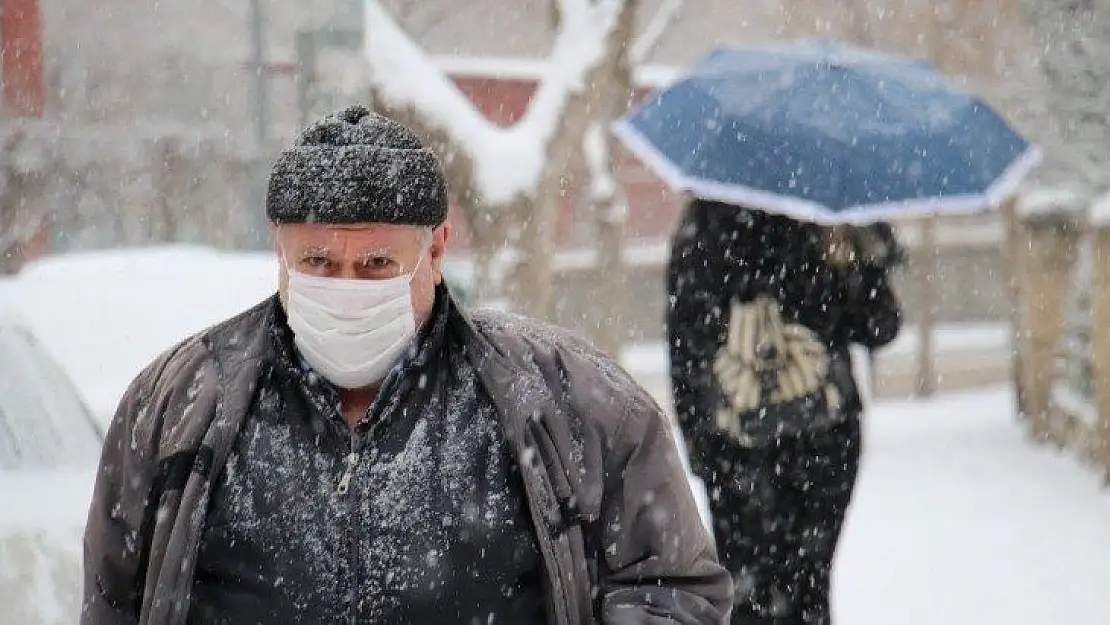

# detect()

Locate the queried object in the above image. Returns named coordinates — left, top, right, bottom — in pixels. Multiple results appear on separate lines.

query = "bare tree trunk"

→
left=457, top=0, right=644, bottom=325
left=579, top=126, right=630, bottom=355
left=505, top=190, right=557, bottom=321
left=465, top=195, right=507, bottom=306
left=468, top=239, right=496, bottom=304
left=503, top=60, right=623, bottom=322
left=591, top=182, right=628, bottom=355
left=452, top=188, right=508, bottom=306
left=577, top=0, right=640, bottom=354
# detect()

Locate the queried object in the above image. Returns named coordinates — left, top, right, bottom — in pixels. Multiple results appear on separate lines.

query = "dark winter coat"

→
left=83, top=287, right=732, bottom=625
left=188, top=293, right=547, bottom=623
left=667, top=200, right=902, bottom=473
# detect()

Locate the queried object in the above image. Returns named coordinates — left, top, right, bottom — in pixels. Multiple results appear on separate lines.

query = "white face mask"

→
left=282, top=247, right=426, bottom=390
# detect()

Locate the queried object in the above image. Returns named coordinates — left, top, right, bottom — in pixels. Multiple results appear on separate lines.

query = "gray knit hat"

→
left=266, top=105, right=449, bottom=226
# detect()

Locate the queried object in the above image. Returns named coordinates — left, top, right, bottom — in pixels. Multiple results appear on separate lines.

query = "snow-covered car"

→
left=0, top=314, right=103, bottom=625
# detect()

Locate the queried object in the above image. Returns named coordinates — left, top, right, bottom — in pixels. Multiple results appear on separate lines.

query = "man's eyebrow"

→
left=299, top=244, right=330, bottom=256
left=355, top=246, right=397, bottom=260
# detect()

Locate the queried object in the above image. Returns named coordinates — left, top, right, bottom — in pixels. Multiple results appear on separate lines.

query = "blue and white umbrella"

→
left=612, top=39, right=1041, bottom=224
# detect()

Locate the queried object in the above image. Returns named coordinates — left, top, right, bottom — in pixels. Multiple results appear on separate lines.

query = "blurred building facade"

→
left=4, top=0, right=1102, bottom=346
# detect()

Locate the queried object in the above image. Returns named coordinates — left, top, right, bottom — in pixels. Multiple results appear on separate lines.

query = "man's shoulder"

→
left=467, top=308, right=595, bottom=354
left=130, top=297, right=275, bottom=399
left=466, top=308, right=662, bottom=427
left=107, top=298, right=275, bottom=463
left=467, top=308, right=622, bottom=378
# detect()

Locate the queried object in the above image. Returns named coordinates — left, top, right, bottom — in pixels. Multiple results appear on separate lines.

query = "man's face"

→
left=274, top=221, right=452, bottom=326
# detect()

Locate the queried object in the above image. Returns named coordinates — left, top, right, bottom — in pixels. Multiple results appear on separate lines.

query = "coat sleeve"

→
left=821, top=223, right=903, bottom=350
left=838, top=262, right=903, bottom=349
left=667, top=203, right=729, bottom=443
left=81, top=351, right=174, bottom=624
left=598, top=402, right=733, bottom=624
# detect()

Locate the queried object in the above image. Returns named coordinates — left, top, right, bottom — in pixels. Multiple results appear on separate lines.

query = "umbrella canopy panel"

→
left=614, top=39, right=1040, bottom=223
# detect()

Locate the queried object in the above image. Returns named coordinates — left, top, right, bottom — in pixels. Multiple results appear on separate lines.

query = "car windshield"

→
left=0, top=323, right=103, bottom=472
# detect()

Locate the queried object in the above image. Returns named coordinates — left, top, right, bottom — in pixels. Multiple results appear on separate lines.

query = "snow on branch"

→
left=361, top=2, right=493, bottom=158
left=362, top=0, right=623, bottom=206
left=584, top=123, right=616, bottom=202
left=630, top=0, right=683, bottom=64
left=517, top=0, right=622, bottom=157
left=580, top=0, right=684, bottom=225
left=555, top=0, right=593, bottom=19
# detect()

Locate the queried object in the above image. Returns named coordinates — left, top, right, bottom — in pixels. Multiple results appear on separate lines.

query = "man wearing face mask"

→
left=82, top=105, right=732, bottom=625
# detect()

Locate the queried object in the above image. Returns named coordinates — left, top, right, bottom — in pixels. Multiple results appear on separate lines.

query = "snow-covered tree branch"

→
left=577, top=0, right=684, bottom=354
left=361, top=0, right=622, bottom=208
left=351, top=0, right=630, bottom=320
left=581, top=0, right=684, bottom=212
left=630, top=0, right=683, bottom=64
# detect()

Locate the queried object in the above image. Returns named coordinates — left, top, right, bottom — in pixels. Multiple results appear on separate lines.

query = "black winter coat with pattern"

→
left=667, top=200, right=902, bottom=471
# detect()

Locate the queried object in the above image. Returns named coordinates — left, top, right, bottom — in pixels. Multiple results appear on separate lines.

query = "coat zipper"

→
left=339, top=431, right=361, bottom=625
left=337, top=416, right=387, bottom=624
left=336, top=447, right=359, bottom=496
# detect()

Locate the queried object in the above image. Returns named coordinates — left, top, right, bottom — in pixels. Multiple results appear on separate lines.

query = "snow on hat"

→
left=266, top=105, right=448, bottom=226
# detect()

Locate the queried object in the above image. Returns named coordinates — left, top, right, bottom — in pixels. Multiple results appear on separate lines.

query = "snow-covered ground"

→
left=0, top=470, right=92, bottom=625
left=836, top=388, right=1110, bottom=625
left=2, top=247, right=1109, bottom=624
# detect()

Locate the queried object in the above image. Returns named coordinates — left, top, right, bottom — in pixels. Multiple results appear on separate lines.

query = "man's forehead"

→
left=281, top=223, right=423, bottom=246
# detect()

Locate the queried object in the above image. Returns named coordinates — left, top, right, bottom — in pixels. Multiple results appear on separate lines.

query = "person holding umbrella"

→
left=668, top=200, right=903, bottom=624
left=612, top=39, right=1041, bottom=624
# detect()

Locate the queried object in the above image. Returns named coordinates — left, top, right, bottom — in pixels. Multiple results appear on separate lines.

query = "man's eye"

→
left=304, top=257, right=330, bottom=268
left=365, top=257, right=392, bottom=269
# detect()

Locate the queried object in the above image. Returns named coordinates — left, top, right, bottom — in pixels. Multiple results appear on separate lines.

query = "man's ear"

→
left=432, top=222, right=451, bottom=258
left=430, top=222, right=452, bottom=284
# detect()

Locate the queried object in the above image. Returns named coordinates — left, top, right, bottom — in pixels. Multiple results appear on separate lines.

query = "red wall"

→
left=1, top=0, right=45, bottom=117
left=445, top=74, right=682, bottom=253
left=1, top=0, right=48, bottom=271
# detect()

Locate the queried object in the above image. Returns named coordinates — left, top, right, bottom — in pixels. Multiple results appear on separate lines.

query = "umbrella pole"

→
left=916, top=215, right=938, bottom=398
